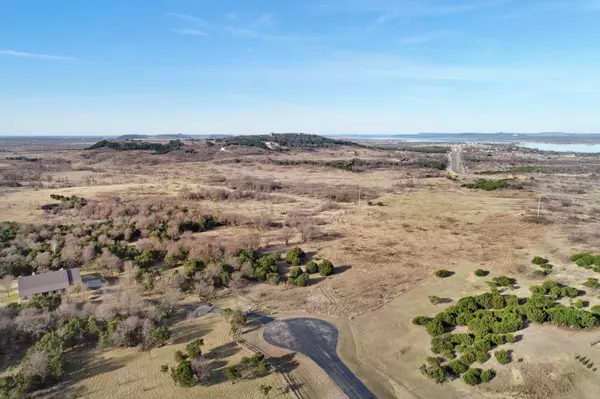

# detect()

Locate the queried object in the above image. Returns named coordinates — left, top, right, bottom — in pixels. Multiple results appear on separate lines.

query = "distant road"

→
left=447, top=145, right=468, bottom=174
left=264, top=318, right=377, bottom=399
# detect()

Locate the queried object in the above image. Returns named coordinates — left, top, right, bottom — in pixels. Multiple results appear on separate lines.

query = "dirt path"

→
left=447, top=145, right=467, bottom=174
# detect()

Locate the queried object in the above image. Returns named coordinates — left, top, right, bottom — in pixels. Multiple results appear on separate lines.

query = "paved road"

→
left=447, top=145, right=467, bottom=174
left=264, top=318, right=377, bottom=399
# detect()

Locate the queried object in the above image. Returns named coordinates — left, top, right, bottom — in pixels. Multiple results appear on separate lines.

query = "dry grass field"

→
left=2, top=137, right=600, bottom=399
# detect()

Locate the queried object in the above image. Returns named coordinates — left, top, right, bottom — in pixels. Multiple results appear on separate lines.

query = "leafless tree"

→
left=300, top=224, right=319, bottom=243
left=156, top=276, right=181, bottom=317
left=60, top=242, right=83, bottom=269
left=122, top=261, right=140, bottom=289
left=14, top=308, right=53, bottom=338
left=0, top=275, right=14, bottom=297
left=55, top=301, right=80, bottom=321
left=31, top=251, right=53, bottom=272
left=191, top=357, right=213, bottom=385
left=81, top=245, right=96, bottom=268
left=141, top=317, right=155, bottom=349
left=194, top=274, right=216, bottom=302
left=95, top=248, right=123, bottom=277
left=21, top=349, right=50, bottom=379
left=281, top=227, right=294, bottom=246
left=95, top=301, right=119, bottom=321
left=111, top=316, right=142, bottom=347
left=238, top=232, right=261, bottom=250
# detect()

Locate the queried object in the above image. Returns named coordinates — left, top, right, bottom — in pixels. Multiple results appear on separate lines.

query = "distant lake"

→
left=520, top=142, right=600, bottom=153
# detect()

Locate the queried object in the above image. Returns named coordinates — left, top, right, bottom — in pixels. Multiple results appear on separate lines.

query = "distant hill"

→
left=86, top=139, right=183, bottom=154
left=221, top=133, right=361, bottom=149
left=116, top=134, right=231, bottom=140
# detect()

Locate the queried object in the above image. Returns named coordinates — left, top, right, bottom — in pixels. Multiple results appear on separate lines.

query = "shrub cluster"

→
left=474, top=269, right=489, bottom=277
left=415, top=278, right=600, bottom=386
left=285, top=247, right=305, bottom=266
left=571, top=253, right=600, bottom=273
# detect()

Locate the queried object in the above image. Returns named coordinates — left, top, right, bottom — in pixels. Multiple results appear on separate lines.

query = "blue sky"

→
left=1, top=0, right=600, bottom=135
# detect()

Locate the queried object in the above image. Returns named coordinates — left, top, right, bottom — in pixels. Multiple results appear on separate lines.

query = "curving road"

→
left=264, top=318, right=377, bottom=399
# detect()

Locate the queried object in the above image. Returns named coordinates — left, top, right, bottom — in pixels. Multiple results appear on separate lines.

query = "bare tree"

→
left=95, top=248, right=123, bottom=277
left=21, top=350, right=50, bottom=379
left=31, top=251, right=53, bottom=272
left=81, top=245, right=96, bottom=266
left=300, top=224, right=319, bottom=243
left=0, top=275, right=14, bottom=298
left=194, top=274, right=216, bottom=302
left=14, top=308, right=53, bottom=338
left=156, top=276, right=181, bottom=317
left=122, top=261, right=140, bottom=289
left=60, top=242, right=83, bottom=269
left=281, top=227, right=294, bottom=246
left=191, top=357, right=213, bottom=385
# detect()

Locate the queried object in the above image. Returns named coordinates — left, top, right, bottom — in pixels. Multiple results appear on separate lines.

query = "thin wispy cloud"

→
left=0, top=49, right=81, bottom=61
left=174, top=28, right=208, bottom=36
left=166, top=12, right=212, bottom=28
left=400, top=31, right=455, bottom=44
left=320, top=0, right=514, bottom=27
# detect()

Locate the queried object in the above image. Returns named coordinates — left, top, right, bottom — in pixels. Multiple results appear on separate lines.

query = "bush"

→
left=539, top=263, right=553, bottom=270
left=266, top=273, right=280, bottom=285
left=171, top=360, right=196, bottom=387
left=429, top=296, right=443, bottom=305
left=285, top=247, right=305, bottom=265
left=295, top=273, right=310, bottom=287
left=289, top=266, right=302, bottom=279
left=506, top=334, right=516, bottom=344
left=318, top=260, right=334, bottom=276
left=305, top=261, right=318, bottom=274
left=583, top=278, right=600, bottom=289
left=150, top=326, right=171, bottom=346
left=462, top=368, right=481, bottom=385
left=591, top=305, right=600, bottom=315
left=494, top=349, right=511, bottom=365
left=474, top=269, right=489, bottom=277
left=531, top=256, right=549, bottom=265
left=412, top=316, right=432, bottom=326
left=574, top=300, right=585, bottom=309
left=419, top=364, right=448, bottom=384
left=174, top=350, right=188, bottom=363
left=186, top=338, right=204, bottom=358
left=435, top=269, right=452, bottom=278
left=462, top=179, right=508, bottom=191
left=160, top=364, right=169, bottom=373
left=481, top=368, right=495, bottom=383
left=442, top=349, right=455, bottom=360
left=490, top=276, right=516, bottom=287
left=476, top=351, right=491, bottom=364
left=426, top=319, right=445, bottom=336
left=458, top=351, right=477, bottom=366
left=447, top=360, right=468, bottom=375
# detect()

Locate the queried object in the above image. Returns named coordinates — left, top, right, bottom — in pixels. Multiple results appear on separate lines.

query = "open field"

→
left=2, top=135, right=600, bottom=399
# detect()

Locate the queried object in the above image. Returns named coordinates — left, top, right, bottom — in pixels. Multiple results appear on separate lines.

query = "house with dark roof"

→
left=17, top=268, right=83, bottom=300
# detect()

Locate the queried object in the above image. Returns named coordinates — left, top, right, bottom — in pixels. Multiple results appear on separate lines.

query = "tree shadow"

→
left=334, top=265, right=352, bottom=274
left=170, top=323, right=213, bottom=345
left=42, top=383, right=89, bottom=399
left=205, top=342, right=241, bottom=360
left=201, top=359, right=229, bottom=386
left=270, top=352, right=300, bottom=373
left=308, top=276, right=327, bottom=286
left=54, top=347, right=130, bottom=393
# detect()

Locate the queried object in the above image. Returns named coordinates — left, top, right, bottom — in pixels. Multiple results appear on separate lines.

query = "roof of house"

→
left=18, top=268, right=82, bottom=298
